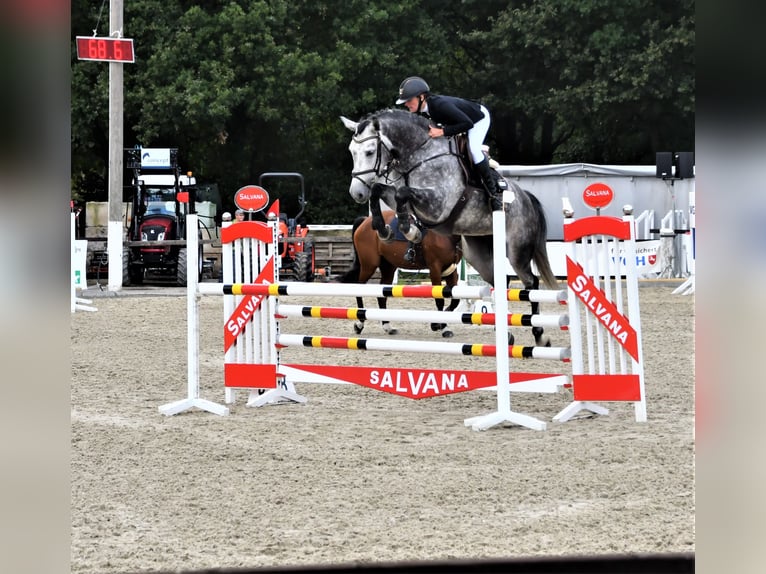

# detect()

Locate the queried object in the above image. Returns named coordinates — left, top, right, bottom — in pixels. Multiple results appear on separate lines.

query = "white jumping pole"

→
left=159, top=213, right=229, bottom=416
left=464, top=197, right=548, bottom=431
left=673, top=190, right=695, bottom=295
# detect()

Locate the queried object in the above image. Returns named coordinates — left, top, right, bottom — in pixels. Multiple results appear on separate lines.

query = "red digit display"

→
left=76, top=36, right=135, bottom=63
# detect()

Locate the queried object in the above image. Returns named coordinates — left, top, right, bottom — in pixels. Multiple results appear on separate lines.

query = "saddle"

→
left=451, top=134, right=506, bottom=191
left=451, top=134, right=478, bottom=186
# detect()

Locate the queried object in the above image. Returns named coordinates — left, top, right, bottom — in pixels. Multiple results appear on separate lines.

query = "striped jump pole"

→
left=500, top=288, right=568, bottom=304
left=276, top=304, right=569, bottom=329
left=199, top=282, right=491, bottom=300
left=276, top=334, right=570, bottom=361
left=199, top=280, right=565, bottom=304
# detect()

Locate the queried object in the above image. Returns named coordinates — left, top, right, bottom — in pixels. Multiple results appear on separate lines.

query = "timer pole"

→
left=107, top=0, right=125, bottom=291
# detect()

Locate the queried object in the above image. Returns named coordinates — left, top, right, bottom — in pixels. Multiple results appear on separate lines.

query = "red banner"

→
left=282, top=364, right=557, bottom=400
left=566, top=257, right=639, bottom=361
left=224, top=259, right=275, bottom=352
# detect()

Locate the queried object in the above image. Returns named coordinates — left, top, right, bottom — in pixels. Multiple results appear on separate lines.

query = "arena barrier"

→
left=160, top=202, right=646, bottom=430
left=71, top=211, right=97, bottom=313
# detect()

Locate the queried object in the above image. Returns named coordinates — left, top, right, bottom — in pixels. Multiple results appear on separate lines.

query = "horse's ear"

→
left=340, top=116, right=358, bottom=132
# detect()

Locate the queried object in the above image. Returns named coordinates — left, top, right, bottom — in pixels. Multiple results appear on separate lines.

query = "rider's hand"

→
left=428, top=126, right=444, bottom=138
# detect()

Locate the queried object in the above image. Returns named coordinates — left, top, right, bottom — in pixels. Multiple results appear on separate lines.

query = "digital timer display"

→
left=76, top=36, right=135, bottom=63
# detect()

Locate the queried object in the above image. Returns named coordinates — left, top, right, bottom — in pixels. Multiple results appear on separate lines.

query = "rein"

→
left=352, top=129, right=461, bottom=189
left=351, top=122, right=472, bottom=230
left=398, top=150, right=460, bottom=185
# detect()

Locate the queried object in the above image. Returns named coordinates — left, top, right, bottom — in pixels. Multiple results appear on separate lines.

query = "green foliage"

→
left=72, top=0, right=694, bottom=222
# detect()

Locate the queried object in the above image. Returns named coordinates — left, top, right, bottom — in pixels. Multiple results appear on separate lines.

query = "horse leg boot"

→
left=475, top=159, right=503, bottom=211
left=394, top=186, right=422, bottom=243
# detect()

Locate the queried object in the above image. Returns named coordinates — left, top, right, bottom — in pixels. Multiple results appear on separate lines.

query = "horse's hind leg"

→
left=514, top=265, right=550, bottom=348
left=527, top=275, right=549, bottom=347
left=444, top=269, right=462, bottom=314
left=378, top=261, right=398, bottom=335
left=353, top=231, right=382, bottom=334
left=428, top=265, right=453, bottom=338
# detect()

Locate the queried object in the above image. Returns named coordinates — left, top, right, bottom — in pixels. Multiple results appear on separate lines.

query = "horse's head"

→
left=341, top=114, right=396, bottom=204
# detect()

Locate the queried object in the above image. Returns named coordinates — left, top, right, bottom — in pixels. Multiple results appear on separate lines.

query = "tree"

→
left=71, top=0, right=694, bottom=222
left=465, top=0, right=695, bottom=164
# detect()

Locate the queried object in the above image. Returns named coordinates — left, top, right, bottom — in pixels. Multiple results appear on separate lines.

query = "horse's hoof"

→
left=378, top=226, right=394, bottom=242
left=442, top=330, right=454, bottom=338
left=385, top=328, right=398, bottom=336
left=404, top=227, right=422, bottom=243
left=507, top=333, right=515, bottom=346
left=353, top=324, right=364, bottom=335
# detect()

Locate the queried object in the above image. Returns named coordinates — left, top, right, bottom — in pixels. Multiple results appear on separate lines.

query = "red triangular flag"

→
left=266, top=199, right=280, bottom=220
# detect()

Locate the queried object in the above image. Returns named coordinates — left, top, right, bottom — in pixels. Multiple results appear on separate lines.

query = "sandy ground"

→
left=71, top=283, right=694, bottom=573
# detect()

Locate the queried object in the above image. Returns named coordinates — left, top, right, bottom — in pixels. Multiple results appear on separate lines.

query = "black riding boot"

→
left=475, top=159, right=503, bottom=211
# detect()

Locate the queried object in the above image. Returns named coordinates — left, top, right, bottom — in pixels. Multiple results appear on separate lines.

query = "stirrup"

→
left=404, top=247, right=416, bottom=262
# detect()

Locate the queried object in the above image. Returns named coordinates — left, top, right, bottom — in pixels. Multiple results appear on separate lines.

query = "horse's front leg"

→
left=394, top=186, right=422, bottom=243
left=369, top=183, right=394, bottom=241
left=377, top=295, right=397, bottom=335
left=353, top=296, right=366, bottom=334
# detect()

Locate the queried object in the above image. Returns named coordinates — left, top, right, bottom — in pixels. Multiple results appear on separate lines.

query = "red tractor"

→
left=259, top=172, right=315, bottom=282
left=123, top=147, right=203, bottom=286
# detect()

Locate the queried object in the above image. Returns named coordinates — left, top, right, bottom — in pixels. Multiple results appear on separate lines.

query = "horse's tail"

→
left=529, top=193, right=559, bottom=290
left=337, top=215, right=366, bottom=283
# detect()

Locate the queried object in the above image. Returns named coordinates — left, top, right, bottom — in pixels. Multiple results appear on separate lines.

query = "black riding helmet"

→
left=396, top=76, right=430, bottom=104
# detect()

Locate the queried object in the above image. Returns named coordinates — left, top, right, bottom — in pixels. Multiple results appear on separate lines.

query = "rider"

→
left=395, top=76, right=503, bottom=211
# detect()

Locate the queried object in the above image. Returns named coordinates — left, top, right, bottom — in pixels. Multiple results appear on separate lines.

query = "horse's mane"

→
left=356, top=108, right=431, bottom=154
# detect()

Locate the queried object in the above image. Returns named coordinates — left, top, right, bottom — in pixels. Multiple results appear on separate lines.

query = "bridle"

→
left=350, top=132, right=401, bottom=189
left=351, top=128, right=459, bottom=189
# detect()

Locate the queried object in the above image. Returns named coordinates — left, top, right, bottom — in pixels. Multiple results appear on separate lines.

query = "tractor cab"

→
left=123, top=147, right=201, bottom=286
left=258, top=172, right=315, bottom=282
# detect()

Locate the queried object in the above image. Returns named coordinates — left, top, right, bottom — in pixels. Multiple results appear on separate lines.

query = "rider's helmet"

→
left=396, top=76, right=430, bottom=104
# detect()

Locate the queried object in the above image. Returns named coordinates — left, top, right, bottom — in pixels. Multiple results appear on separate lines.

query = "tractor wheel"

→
left=198, top=240, right=204, bottom=281
left=294, top=247, right=314, bottom=282
left=176, top=247, right=188, bottom=286
left=129, top=264, right=144, bottom=285
left=122, top=247, right=131, bottom=286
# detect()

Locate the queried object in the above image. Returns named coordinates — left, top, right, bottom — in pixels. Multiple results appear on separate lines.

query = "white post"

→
left=159, top=213, right=229, bottom=416
left=71, top=212, right=77, bottom=313
left=463, top=200, right=547, bottom=431
left=107, top=0, right=124, bottom=291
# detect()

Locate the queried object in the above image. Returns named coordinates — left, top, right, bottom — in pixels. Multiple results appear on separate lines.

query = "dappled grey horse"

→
left=341, top=109, right=558, bottom=346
